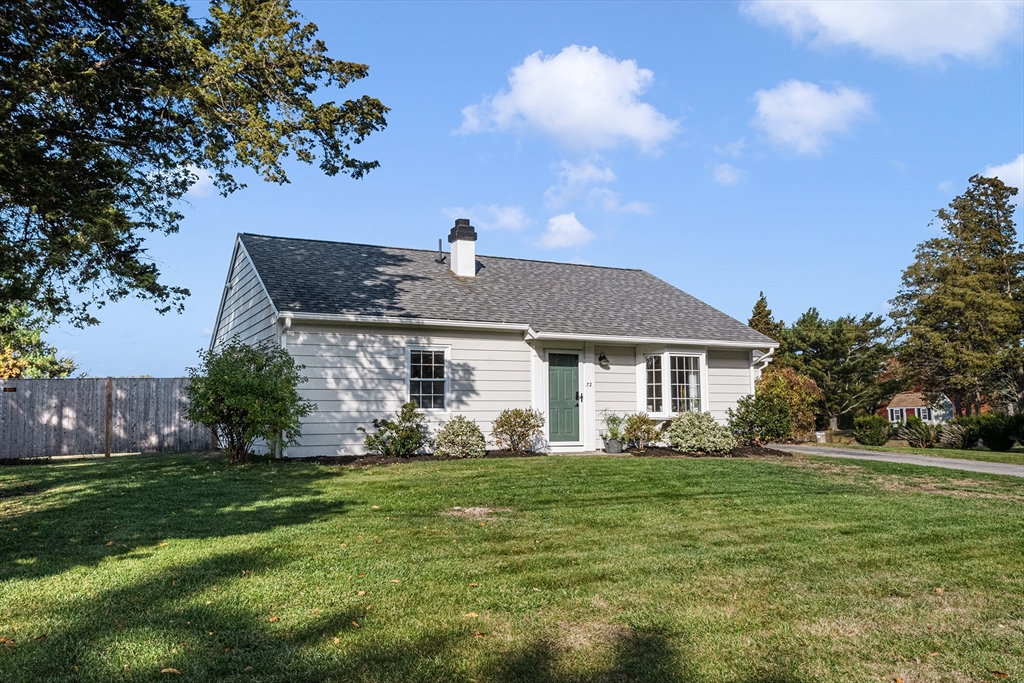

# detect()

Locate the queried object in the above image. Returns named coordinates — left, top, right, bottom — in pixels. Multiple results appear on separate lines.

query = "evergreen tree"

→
left=889, top=175, right=1023, bottom=415
left=748, top=291, right=784, bottom=341
left=779, top=308, right=897, bottom=430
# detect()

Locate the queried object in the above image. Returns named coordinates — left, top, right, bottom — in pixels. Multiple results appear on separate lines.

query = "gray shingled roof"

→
left=240, top=233, right=776, bottom=346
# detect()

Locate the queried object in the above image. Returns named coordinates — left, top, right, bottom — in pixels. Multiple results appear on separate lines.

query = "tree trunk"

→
left=829, top=415, right=839, bottom=431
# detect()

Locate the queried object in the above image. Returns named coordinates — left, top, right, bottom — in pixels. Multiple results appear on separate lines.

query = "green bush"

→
left=975, top=414, right=1015, bottom=452
left=359, top=402, right=430, bottom=457
left=667, top=411, right=737, bottom=454
left=623, top=412, right=661, bottom=450
left=897, top=415, right=936, bottom=448
left=727, top=393, right=791, bottom=446
left=491, top=408, right=545, bottom=453
left=853, top=415, right=892, bottom=447
left=186, top=340, right=316, bottom=464
left=433, top=415, right=486, bottom=459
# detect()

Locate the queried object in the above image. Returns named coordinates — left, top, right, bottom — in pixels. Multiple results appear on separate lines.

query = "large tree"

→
left=1, top=0, right=388, bottom=325
left=779, top=308, right=898, bottom=430
left=889, top=175, right=1023, bottom=416
left=0, top=305, right=77, bottom=378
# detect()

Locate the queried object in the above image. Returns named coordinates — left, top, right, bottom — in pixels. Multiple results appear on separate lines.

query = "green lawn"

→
left=824, top=442, right=1024, bottom=466
left=1, top=454, right=1022, bottom=683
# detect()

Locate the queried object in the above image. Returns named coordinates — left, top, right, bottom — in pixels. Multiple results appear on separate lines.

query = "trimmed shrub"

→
left=433, top=415, right=486, bottom=459
left=359, top=402, right=430, bottom=457
left=727, top=393, right=791, bottom=446
left=854, top=415, right=892, bottom=447
left=897, top=415, right=936, bottom=449
left=755, top=366, right=824, bottom=438
left=623, top=412, right=660, bottom=450
left=667, top=411, right=737, bottom=454
left=491, top=408, right=544, bottom=453
left=975, top=414, right=1015, bottom=452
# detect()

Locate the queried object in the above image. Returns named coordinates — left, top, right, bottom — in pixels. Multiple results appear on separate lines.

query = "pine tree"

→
left=748, top=292, right=784, bottom=341
left=889, top=175, right=1023, bottom=415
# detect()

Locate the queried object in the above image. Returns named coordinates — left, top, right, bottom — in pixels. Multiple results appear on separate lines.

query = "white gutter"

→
left=277, top=311, right=531, bottom=333
left=753, top=346, right=775, bottom=370
left=526, top=330, right=781, bottom=350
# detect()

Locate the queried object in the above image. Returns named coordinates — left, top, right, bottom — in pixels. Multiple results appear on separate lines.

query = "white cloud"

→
left=937, top=179, right=955, bottom=194
left=751, top=80, right=872, bottom=155
left=587, top=188, right=652, bottom=214
left=984, top=153, right=1024, bottom=201
left=714, top=138, right=746, bottom=158
left=185, top=165, right=216, bottom=198
left=713, top=163, right=746, bottom=185
left=544, top=159, right=616, bottom=208
left=459, top=45, right=679, bottom=152
left=442, top=205, right=532, bottom=231
left=540, top=213, right=595, bottom=249
left=741, top=0, right=1023, bottom=64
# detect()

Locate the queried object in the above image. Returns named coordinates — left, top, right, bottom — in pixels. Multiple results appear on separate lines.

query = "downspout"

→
left=752, top=347, right=775, bottom=384
left=276, top=314, right=294, bottom=459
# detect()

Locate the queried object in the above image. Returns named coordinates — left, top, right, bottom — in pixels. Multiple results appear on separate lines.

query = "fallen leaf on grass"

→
left=991, top=673, right=1009, bottom=679
left=471, top=632, right=485, bottom=638
left=390, top=580, right=400, bottom=584
left=34, top=634, right=46, bottom=641
left=161, top=669, right=181, bottom=675
left=464, top=612, right=478, bottom=618
left=1, top=637, right=14, bottom=646
left=351, top=621, right=360, bottom=628
left=469, top=583, right=479, bottom=587
left=371, top=506, right=380, bottom=510
left=269, top=616, right=280, bottom=623
left=894, top=678, right=903, bottom=683
left=334, top=637, right=340, bottom=645
left=357, top=590, right=366, bottom=596
left=934, top=587, right=944, bottom=595
left=925, top=652, right=940, bottom=657
left=106, top=541, right=114, bottom=546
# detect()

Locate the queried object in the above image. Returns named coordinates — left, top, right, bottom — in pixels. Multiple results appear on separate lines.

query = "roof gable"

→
left=239, top=233, right=776, bottom=346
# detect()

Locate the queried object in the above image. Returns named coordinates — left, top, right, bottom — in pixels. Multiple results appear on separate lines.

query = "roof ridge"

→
left=239, top=232, right=646, bottom=273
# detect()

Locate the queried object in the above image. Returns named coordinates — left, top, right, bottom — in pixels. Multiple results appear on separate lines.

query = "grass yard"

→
left=1, top=454, right=1022, bottom=683
left=825, top=442, right=1024, bottom=466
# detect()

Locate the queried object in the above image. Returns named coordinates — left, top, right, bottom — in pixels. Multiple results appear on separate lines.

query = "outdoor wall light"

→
left=597, top=352, right=609, bottom=366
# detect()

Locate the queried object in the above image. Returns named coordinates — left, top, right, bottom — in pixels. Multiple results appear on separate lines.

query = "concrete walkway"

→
left=770, top=444, right=1024, bottom=478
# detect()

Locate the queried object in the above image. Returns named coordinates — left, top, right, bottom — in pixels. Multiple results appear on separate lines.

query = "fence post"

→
left=104, top=377, right=112, bottom=458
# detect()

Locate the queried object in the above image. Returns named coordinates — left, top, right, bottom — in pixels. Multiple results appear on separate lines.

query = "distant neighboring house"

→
left=884, top=392, right=955, bottom=425
left=210, top=220, right=778, bottom=456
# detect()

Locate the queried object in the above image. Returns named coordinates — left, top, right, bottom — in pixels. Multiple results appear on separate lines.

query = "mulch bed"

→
left=303, top=445, right=788, bottom=467
left=627, top=445, right=790, bottom=458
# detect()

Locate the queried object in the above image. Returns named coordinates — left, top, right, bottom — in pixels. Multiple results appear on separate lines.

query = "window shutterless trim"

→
left=405, top=345, right=451, bottom=412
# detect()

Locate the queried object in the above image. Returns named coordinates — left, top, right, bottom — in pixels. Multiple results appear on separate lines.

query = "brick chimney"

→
left=448, top=218, right=477, bottom=277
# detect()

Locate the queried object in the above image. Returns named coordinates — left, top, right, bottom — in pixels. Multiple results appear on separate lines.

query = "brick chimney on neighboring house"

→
left=448, top=218, right=477, bottom=277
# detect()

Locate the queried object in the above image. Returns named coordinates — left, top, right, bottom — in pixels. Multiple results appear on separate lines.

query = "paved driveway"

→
left=770, top=444, right=1024, bottom=478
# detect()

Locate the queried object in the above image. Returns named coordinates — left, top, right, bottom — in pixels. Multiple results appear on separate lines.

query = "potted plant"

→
left=602, top=411, right=624, bottom=454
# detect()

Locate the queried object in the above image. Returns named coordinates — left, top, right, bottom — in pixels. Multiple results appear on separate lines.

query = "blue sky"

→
left=48, top=0, right=1024, bottom=377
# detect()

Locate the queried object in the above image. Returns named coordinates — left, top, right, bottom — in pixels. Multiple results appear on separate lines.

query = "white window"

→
left=407, top=347, right=448, bottom=410
left=920, top=407, right=931, bottom=421
left=889, top=408, right=904, bottom=424
left=643, top=352, right=703, bottom=416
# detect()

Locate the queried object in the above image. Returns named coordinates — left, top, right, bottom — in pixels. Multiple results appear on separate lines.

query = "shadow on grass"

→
left=0, top=454, right=350, bottom=582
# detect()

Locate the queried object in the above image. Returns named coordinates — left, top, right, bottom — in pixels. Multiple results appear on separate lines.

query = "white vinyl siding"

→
left=212, top=245, right=276, bottom=349
left=284, top=325, right=533, bottom=456
left=594, top=345, right=637, bottom=435
left=706, top=349, right=753, bottom=423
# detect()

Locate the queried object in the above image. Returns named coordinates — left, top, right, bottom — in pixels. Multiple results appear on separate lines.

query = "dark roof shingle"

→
left=240, top=233, right=776, bottom=346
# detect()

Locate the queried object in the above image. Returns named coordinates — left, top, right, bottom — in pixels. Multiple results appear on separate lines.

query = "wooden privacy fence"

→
left=0, top=377, right=212, bottom=459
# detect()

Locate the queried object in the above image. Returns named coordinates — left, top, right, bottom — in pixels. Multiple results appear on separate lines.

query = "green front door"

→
left=548, top=353, right=580, bottom=442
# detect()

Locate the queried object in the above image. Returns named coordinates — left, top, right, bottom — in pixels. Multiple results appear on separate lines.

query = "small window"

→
left=645, top=355, right=663, bottom=413
left=409, top=349, right=446, bottom=410
left=920, top=407, right=931, bottom=421
left=670, top=355, right=701, bottom=412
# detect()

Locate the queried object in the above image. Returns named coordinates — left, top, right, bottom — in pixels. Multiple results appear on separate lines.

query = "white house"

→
left=210, top=220, right=778, bottom=456
left=885, top=392, right=955, bottom=426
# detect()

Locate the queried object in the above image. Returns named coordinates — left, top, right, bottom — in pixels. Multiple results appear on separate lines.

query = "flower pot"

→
left=604, top=438, right=622, bottom=454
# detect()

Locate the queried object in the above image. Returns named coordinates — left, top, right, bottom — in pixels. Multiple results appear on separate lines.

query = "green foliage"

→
left=854, top=415, right=892, bottom=447
left=601, top=411, right=624, bottom=441
left=359, top=402, right=430, bottom=457
left=897, top=416, right=937, bottom=449
left=748, top=291, right=784, bottom=341
left=0, top=0, right=388, bottom=324
left=755, top=365, right=823, bottom=437
left=186, top=340, right=316, bottom=464
left=727, top=393, right=791, bottom=446
left=491, top=408, right=544, bottom=453
left=0, top=305, right=76, bottom=378
left=667, top=411, right=737, bottom=454
left=889, top=175, right=1023, bottom=416
left=433, top=415, right=486, bottom=459
left=973, top=414, right=1016, bottom=453
left=779, top=308, right=898, bottom=430
left=623, top=412, right=661, bottom=450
